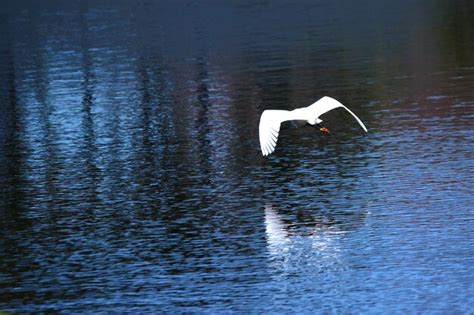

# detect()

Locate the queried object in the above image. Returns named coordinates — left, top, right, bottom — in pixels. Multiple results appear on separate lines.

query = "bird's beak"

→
left=319, top=127, right=330, bottom=134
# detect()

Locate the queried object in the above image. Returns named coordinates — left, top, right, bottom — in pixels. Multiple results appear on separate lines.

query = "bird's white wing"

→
left=259, top=110, right=289, bottom=156
left=308, top=96, right=368, bottom=132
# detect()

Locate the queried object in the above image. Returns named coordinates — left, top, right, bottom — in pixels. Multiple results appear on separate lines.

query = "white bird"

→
left=259, top=96, right=368, bottom=156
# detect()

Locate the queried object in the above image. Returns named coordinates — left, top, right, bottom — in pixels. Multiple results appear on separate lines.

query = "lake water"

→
left=1, top=1, right=473, bottom=313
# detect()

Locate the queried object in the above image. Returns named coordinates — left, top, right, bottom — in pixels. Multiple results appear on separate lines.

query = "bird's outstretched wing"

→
left=259, top=110, right=289, bottom=156
left=308, top=96, right=368, bottom=132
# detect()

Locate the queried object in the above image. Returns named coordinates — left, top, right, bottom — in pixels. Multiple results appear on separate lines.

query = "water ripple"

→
left=1, top=0, right=473, bottom=313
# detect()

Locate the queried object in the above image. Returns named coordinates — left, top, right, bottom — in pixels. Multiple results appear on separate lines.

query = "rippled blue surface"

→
left=1, top=1, right=473, bottom=312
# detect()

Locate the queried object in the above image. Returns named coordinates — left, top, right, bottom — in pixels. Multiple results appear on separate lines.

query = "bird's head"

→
left=319, top=127, right=330, bottom=134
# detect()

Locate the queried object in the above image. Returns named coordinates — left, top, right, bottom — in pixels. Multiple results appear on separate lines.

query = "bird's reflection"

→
left=264, top=203, right=367, bottom=274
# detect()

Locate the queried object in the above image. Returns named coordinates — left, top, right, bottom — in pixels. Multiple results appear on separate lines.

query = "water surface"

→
left=1, top=1, right=473, bottom=313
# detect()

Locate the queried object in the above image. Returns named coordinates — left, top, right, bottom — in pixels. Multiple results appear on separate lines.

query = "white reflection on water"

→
left=264, top=204, right=349, bottom=274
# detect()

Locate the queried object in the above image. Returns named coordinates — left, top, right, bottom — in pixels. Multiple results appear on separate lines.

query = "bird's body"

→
left=259, top=96, right=367, bottom=156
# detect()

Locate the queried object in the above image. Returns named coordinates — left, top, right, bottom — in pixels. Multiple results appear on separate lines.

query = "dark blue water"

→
left=1, top=1, right=473, bottom=312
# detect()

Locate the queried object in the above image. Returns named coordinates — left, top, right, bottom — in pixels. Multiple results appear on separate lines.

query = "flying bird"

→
left=259, top=96, right=367, bottom=156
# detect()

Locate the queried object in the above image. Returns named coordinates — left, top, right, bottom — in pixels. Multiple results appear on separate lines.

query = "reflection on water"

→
left=1, top=0, right=473, bottom=313
left=264, top=203, right=364, bottom=273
